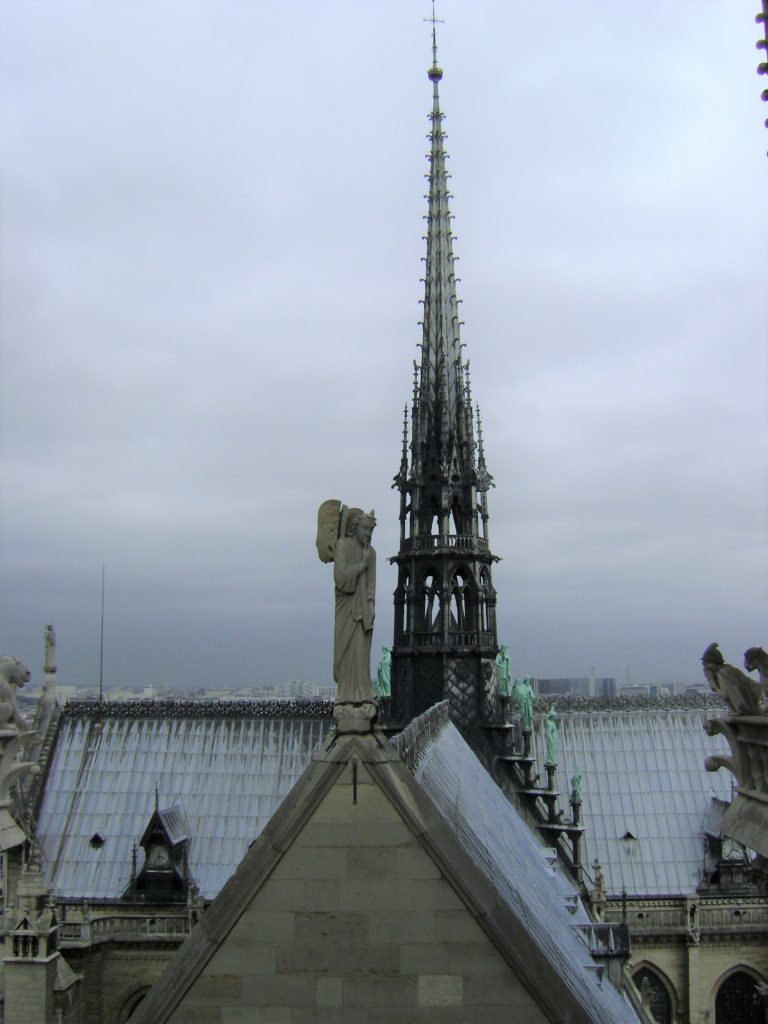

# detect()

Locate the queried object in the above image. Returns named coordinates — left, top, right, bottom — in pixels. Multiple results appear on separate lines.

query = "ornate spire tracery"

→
left=390, top=21, right=499, bottom=731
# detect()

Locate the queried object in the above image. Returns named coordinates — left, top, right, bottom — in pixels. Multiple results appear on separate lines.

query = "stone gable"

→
left=131, top=732, right=642, bottom=1024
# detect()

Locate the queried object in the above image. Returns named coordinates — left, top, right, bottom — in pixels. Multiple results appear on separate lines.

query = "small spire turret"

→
left=476, top=404, right=493, bottom=489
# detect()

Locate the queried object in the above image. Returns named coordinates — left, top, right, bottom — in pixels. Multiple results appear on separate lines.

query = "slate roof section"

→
left=531, top=706, right=732, bottom=897
left=393, top=707, right=641, bottom=1024
left=36, top=711, right=331, bottom=900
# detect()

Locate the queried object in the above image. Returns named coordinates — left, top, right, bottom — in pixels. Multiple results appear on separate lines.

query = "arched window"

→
left=478, top=567, right=491, bottom=631
left=421, top=569, right=441, bottom=632
left=397, top=569, right=410, bottom=634
left=449, top=567, right=475, bottom=633
left=118, top=987, right=150, bottom=1023
left=715, top=971, right=764, bottom=1024
left=450, top=494, right=463, bottom=536
left=632, top=967, right=671, bottom=1024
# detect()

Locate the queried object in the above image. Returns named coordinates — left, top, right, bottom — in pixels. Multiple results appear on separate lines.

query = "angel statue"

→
left=545, top=706, right=558, bottom=765
left=317, top=501, right=377, bottom=730
left=375, top=647, right=392, bottom=698
left=493, top=644, right=511, bottom=697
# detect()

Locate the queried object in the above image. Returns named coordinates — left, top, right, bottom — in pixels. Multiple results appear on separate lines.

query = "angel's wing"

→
left=316, top=499, right=343, bottom=563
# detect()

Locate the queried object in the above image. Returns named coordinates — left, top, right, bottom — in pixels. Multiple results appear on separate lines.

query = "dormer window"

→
left=127, top=802, right=192, bottom=903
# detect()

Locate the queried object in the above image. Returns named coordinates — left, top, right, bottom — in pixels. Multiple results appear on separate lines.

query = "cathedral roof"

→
left=530, top=703, right=732, bottom=896
left=35, top=706, right=330, bottom=900
left=34, top=698, right=732, bottom=906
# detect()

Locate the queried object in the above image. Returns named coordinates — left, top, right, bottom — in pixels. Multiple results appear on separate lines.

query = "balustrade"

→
left=396, top=630, right=495, bottom=649
left=402, top=534, right=489, bottom=553
left=58, top=914, right=191, bottom=947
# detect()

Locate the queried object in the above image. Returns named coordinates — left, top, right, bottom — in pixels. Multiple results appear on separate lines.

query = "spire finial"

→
left=424, top=2, right=444, bottom=81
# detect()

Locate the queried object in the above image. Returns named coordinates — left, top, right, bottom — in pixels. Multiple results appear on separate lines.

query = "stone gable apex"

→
left=130, top=731, right=641, bottom=1024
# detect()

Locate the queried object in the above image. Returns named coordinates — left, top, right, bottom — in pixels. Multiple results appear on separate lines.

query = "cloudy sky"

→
left=1, top=1, right=766, bottom=692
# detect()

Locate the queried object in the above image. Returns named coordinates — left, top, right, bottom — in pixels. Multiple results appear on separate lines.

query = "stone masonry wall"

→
left=67, top=945, right=173, bottom=1024
left=167, top=760, right=549, bottom=1024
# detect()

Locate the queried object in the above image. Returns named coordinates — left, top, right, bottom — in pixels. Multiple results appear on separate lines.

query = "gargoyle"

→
left=0, top=658, right=31, bottom=732
left=744, top=646, right=768, bottom=695
left=701, top=643, right=763, bottom=716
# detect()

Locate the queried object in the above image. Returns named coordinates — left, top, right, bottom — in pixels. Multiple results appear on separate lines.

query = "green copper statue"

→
left=374, top=646, right=392, bottom=698
left=545, top=707, right=558, bottom=765
left=510, top=676, right=523, bottom=711
left=570, top=764, right=582, bottom=801
left=494, top=644, right=511, bottom=697
left=520, top=676, right=534, bottom=731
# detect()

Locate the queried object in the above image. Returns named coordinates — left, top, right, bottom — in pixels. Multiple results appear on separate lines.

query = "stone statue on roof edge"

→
left=520, top=677, right=534, bottom=731
left=317, top=501, right=378, bottom=734
left=375, top=647, right=391, bottom=698
left=493, top=644, right=511, bottom=697
left=545, top=706, right=558, bottom=765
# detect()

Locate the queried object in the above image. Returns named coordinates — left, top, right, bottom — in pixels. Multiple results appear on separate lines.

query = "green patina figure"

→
left=510, top=676, right=524, bottom=712
left=374, top=646, right=392, bottom=698
left=494, top=644, right=511, bottom=697
left=545, top=706, right=558, bottom=765
left=570, top=764, right=582, bottom=801
left=520, top=676, right=534, bottom=731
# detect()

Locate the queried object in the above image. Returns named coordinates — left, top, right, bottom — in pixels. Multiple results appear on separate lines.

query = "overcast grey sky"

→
left=1, top=1, right=766, bottom=691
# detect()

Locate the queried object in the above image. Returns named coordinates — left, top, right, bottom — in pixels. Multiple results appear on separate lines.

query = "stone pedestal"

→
left=522, top=728, right=532, bottom=759
left=332, top=700, right=377, bottom=735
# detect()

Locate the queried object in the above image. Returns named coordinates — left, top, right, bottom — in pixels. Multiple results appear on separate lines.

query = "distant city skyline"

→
left=1, top=3, right=766, bottom=690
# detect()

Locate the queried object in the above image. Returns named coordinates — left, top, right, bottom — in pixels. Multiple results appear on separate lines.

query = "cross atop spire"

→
left=424, top=2, right=444, bottom=77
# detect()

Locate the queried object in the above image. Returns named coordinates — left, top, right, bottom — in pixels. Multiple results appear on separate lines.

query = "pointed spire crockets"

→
left=390, top=16, right=499, bottom=731
left=411, top=16, right=471, bottom=482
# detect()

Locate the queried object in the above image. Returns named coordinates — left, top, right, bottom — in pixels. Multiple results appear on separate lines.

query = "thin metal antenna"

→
left=98, top=564, right=105, bottom=702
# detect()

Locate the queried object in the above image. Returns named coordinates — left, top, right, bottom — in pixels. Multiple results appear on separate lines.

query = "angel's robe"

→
left=333, top=535, right=376, bottom=703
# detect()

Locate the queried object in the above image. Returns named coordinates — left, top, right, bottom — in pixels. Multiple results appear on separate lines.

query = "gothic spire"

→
left=412, top=21, right=473, bottom=478
left=389, top=16, right=499, bottom=731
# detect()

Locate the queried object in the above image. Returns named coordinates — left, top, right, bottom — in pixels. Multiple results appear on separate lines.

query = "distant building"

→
left=536, top=677, right=617, bottom=698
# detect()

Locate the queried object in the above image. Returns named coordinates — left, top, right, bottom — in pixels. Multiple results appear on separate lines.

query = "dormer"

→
left=128, top=802, right=191, bottom=903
